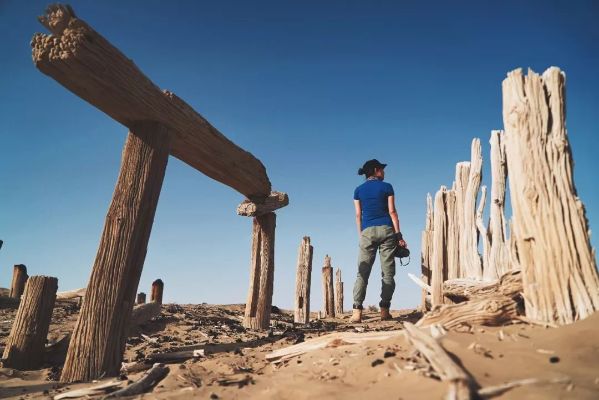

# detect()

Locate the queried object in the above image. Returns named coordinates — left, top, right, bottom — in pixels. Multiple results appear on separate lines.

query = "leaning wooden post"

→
left=502, top=67, right=599, bottom=324
left=460, top=139, right=483, bottom=280
left=151, top=279, right=164, bottom=304
left=322, top=255, right=335, bottom=317
left=335, top=268, right=344, bottom=316
left=2, top=276, right=58, bottom=370
left=431, top=187, right=448, bottom=306
left=136, top=292, right=146, bottom=305
left=453, top=162, right=471, bottom=278
left=420, top=193, right=434, bottom=311
left=487, top=130, right=510, bottom=280
left=9, top=264, right=28, bottom=299
left=61, top=123, right=170, bottom=383
left=294, top=236, right=313, bottom=324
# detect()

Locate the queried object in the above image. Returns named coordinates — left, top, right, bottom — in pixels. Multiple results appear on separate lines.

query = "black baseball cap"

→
left=358, top=159, right=387, bottom=175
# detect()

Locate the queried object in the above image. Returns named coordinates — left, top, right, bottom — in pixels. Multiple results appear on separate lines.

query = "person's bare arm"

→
left=354, top=199, right=362, bottom=235
left=388, top=195, right=407, bottom=247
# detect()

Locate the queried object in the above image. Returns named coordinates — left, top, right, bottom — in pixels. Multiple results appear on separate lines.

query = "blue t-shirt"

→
left=353, top=179, right=394, bottom=231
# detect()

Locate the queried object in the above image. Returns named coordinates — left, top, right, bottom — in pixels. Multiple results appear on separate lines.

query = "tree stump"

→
left=136, top=292, right=146, bottom=305
left=151, top=279, right=164, bottom=305
left=420, top=194, right=434, bottom=311
left=294, top=236, right=313, bottom=324
left=453, top=162, right=471, bottom=279
left=475, top=186, right=490, bottom=278
left=431, top=187, right=447, bottom=307
left=2, top=276, right=58, bottom=370
left=243, top=212, right=276, bottom=330
left=9, top=264, right=28, bottom=299
left=335, top=268, right=344, bottom=316
left=322, top=255, right=335, bottom=317
left=61, top=122, right=170, bottom=383
left=502, top=67, right=599, bottom=324
left=460, top=138, right=483, bottom=280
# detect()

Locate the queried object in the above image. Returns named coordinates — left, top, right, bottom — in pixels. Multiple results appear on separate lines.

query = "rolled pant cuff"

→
left=353, top=304, right=363, bottom=310
left=379, top=301, right=391, bottom=309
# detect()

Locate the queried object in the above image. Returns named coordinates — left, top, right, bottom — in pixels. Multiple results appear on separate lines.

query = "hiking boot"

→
left=380, top=307, right=392, bottom=321
left=349, top=309, right=362, bottom=323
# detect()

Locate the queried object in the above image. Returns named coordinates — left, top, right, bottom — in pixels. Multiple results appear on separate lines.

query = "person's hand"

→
left=398, top=239, right=407, bottom=248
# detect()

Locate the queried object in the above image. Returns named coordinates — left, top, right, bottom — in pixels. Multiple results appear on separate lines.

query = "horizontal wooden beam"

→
left=237, top=191, right=289, bottom=216
left=31, top=4, right=271, bottom=199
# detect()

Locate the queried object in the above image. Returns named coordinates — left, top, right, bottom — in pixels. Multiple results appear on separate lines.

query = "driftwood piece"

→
left=403, top=322, right=474, bottom=400
left=475, top=186, right=490, bottom=279
left=31, top=4, right=270, bottom=199
left=460, top=139, right=483, bottom=280
left=61, top=123, right=170, bottom=383
left=54, top=380, right=124, bottom=400
left=294, top=236, right=313, bottom=324
left=335, top=268, right=344, bottom=316
left=420, top=193, right=434, bottom=310
left=2, top=276, right=58, bottom=370
left=104, top=363, right=169, bottom=398
left=151, top=279, right=164, bottom=305
left=136, top=292, right=146, bottom=305
left=237, top=192, right=289, bottom=216
left=444, top=270, right=522, bottom=302
left=9, top=264, right=28, bottom=299
left=417, top=296, right=519, bottom=330
left=454, top=162, right=471, bottom=279
left=322, top=255, right=335, bottom=317
left=265, top=330, right=405, bottom=363
left=502, top=67, right=599, bottom=325
left=431, top=187, right=447, bottom=306
left=56, top=287, right=86, bottom=300
left=478, top=376, right=570, bottom=398
left=487, top=130, right=510, bottom=280
left=146, top=349, right=204, bottom=363
left=243, top=212, right=276, bottom=330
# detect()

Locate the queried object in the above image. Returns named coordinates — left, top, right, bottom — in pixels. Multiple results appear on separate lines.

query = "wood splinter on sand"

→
left=9, top=264, right=28, bottom=299
left=322, top=255, right=335, bottom=317
left=2, top=276, right=58, bottom=370
left=294, top=236, right=313, bottom=324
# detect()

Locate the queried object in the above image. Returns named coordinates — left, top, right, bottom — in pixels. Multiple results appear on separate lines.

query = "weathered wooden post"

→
left=9, top=264, right=28, bottom=299
left=475, top=186, right=490, bottom=278
left=61, top=124, right=170, bottom=383
left=322, top=255, right=335, bottom=317
left=431, top=187, right=448, bottom=306
left=460, top=139, right=483, bottom=279
left=151, top=279, right=164, bottom=304
left=2, top=276, right=58, bottom=370
left=294, top=236, right=313, bottom=324
left=335, top=268, right=344, bottom=316
left=502, top=67, right=599, bottom=324
left=453, top=162, right=471, bottom=279
left=136, top=292, right=146, bottom=305
left=487, top=130, right=510, bottom=280
left=420, top=194, right=434, bottom=311
left=445, top=189, right=459, bottom=280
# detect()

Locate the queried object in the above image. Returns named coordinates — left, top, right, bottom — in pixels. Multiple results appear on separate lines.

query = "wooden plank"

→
left=31, top=4, right=270, bottom=199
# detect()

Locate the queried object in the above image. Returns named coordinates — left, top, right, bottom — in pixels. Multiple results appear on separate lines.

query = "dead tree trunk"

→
left=431, top=187, right=448, bottom=307
left=151, top=279, right=164, bottom=304
left=9, top=264, right=28, bottom=299
left=502, top=67, right=599, bottom=324
left=2, top=276, right=58, bottom=370
left=475, top=186, right=490, bottom=279
left=136, top=292, right=146, bottom=305
left=243, top=212, right=276, bottom=330
left=335, top=268, right=344, bottom=316
left=61, top=122, right=170, bottom=383
left=445, top=189, right=459, bottom=280
left=460, top=138, right=483, bottom=279
left=454, top=162, right=471, bottom=279
left=420, top=194, right=434, bottom=311
left=322, top=255, right=335, bottom=317
left=294, top=236, right=313, bottom=324
left=487, top=130, right=510, bottom=280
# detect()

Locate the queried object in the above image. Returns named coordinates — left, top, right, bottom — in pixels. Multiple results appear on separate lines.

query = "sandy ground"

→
left=1, top=299, right=598, bottom=399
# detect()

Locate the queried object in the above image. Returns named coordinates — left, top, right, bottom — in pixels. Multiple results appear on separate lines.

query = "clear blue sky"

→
left=1, top=0, right=597, bottom=311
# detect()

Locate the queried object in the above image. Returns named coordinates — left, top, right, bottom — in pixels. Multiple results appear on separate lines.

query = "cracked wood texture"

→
left=243, top=213, right=276, bottom=330
left=9, top=264, right=28, bottom=299
left=475, top=186, right=490, bottom=279
left=335, top=268, right=344, bottom=316
left=237, top=192, right=289, bottom=217
left=431, top=187, right=447, bottom=307
left=61, top=122, right=169, bottom=382
left=31, top=4, right=270, bottom=199
left=322, top=255, right=335, bottom=317
left=460, top=139, right=483, bottom=280
left=487, top=130, right=510, bottom=280
left=453, top=162, right=470, bottom=279
left=294, top=237, right=313, bottom=324
left=420, top=193, right=434, bottom=310
left=445, top=189, right=459, bottom=280
left=502, top=67, right=599, bottom=325
left=2, top=276, right=58, bottom=370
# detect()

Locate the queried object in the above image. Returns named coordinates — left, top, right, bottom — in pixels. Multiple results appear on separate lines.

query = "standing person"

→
left=350, top=159, right=407, bottom=322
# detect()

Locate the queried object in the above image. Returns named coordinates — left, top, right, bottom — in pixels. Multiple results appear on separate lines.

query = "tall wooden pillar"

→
left=431, top=187, right=447, bottom=307
left=294, top=236, right=313, bottom=324
left=151, top=279, right=164, bottom=304
left=322, top=255, right=335, bottom=317
left=61, top=122, right=170, bottom=382
left=335, top=268, right=344, bottom=316
left=243, top=212, right=276, bottom=330
left=10, top=264, right=28, bottom=299
left=420, top=194, right=434, bottom=311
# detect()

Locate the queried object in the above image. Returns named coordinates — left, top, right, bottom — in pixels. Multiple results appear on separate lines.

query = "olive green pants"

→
left=352, top=225, right=396, bottom=309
